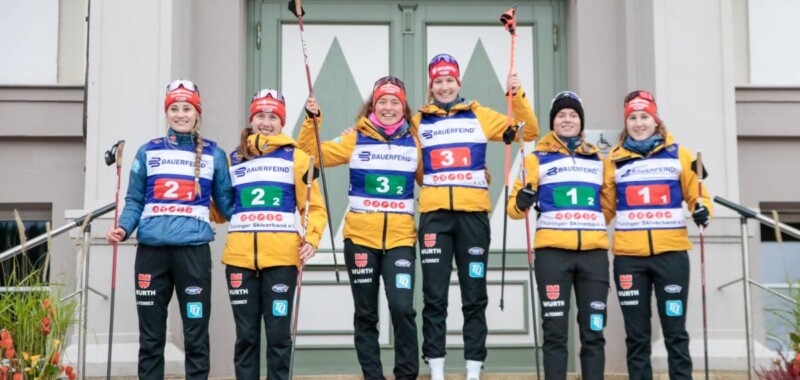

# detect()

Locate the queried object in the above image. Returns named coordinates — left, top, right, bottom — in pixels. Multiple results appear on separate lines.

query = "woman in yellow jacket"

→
left=413, top=53, right=539, bottom=380
left=601, top=90, right=711, bottom=380
left=221, top=89, right=327, bottom=380
left=508, top=91, right=608, bottom=380
left=298, top=76, right=421, bottom=380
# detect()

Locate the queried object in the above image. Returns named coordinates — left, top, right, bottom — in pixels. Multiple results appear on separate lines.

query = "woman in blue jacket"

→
left=106, top=80, right=233, bottom=380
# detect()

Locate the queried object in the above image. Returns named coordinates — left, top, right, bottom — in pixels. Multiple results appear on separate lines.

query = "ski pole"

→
left=499, top=4, right=518, bottom=312
left=288, top=0, right=340, bottom=283
left=516, top=122, right=541, bottom=380
left=289, top=155, right=315, bottom=379
left=103, top=140, right=125, bottom=380
left=696, top=151, right=710, bottom=380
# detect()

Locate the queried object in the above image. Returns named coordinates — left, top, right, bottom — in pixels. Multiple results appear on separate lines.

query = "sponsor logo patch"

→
left=546, top=285, right=560, bottom=300
left=138, top=273, right=152, bottom=289
left=186, top=302, right=203, bottom=319
left=395, top=259, right=412, bottom=267
left=272, top=284, right=289, bottom=293
left=619, top=274, right=633, bottom=290
left=354, top=253, right=368, bottom=268
left=424, top=233, right=437, bottom=248
left=664, top=284, right=682, bottom=294
left=468, top=262, right=485, bottom=278
left=230, top=273, right=243, bottom=288
left=590, top=301, right=606, bottom=310
left=273, top=300, right=288, bottom=317
left=468, top=247, right=485, bottom=256
left=184, top=286, right=202, bottom=295
left=590, top=314, right=604, bottom=331
left=396, top=274, right=412, bottom=289
left=666, top=300, right=683, bottom=317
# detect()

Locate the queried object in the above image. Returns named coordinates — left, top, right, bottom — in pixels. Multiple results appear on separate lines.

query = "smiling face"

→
left=166, top=102, right=198, bottom=133
left=625, top=110, right=658, bottom=141
left=552, top=108, right=581, bottom=138
left=373, top=94, right=404, bottom=125
left=430, top=76, right=461, bottom=104
left=250, top=112, right=283, bottom=136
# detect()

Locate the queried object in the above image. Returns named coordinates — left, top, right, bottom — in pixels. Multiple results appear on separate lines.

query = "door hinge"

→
left=256, top=21, right=262, bottom=50
left=553, top=24, right=558, bottom=51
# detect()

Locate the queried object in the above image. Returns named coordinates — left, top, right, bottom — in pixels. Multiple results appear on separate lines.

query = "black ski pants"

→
left=418, top=210, right=490, bottom=362
left=344, top=239, right=419, bottom=380
left=614, top=251, right=692, bottom=380
left=535, top=247, right=609, bottom=380
left=226, top=265, right=298, bottom=380
left=134, top=244, right=212, bottom=380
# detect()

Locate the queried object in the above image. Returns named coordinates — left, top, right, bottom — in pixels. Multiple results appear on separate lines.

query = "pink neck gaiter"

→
left=369, top=113, right=405, bottom=136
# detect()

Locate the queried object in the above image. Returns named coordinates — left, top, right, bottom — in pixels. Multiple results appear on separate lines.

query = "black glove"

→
left=502, top=126, right=516, bottom=145
left=515, top=183, right=538, bottom=212
left=305, top=107, right=320, bottom=118
left=692, top=204, right=710, bottom=227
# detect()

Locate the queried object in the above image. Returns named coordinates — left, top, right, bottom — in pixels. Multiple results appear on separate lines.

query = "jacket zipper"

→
left=253, top=232, right=260, bottom=274
left=449, top=186, right=454, bottom=210
left=647, top=230, right=655, bottom=256
left=577, top=230, right=582, bottom=251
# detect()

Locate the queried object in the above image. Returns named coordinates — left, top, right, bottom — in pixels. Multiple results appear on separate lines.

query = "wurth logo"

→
left=148, top=157, right=161, bottom=168
left=546, top=285, right=560, bottom=300
left=138, top=274, right=152, bottom=289
left=424, top=233, right=436, bottom=248
left=355, top=253, right=368, bottom=268
left=230, top=273, right=243, bottom=288
left=358, top=151, right=371, bottom=162
left=619, top=274, right=633, bottom=290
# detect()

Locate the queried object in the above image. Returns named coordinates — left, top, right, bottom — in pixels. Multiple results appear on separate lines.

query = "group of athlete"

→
left=106, top=53, right=712, bottom=380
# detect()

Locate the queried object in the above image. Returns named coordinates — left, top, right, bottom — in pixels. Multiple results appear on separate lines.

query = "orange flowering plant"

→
left=0, top=270, right=78, bottom=380
left=758, top=281, right=800, bottom=380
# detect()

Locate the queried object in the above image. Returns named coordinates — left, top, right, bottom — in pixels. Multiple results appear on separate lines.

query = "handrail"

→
left=714, top=196, right=800, bottom=239
left=0, top=202, right=115, bottom=263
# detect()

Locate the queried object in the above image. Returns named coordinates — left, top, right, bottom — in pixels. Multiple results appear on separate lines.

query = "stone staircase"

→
left=89, top=371, right=753, bottom=380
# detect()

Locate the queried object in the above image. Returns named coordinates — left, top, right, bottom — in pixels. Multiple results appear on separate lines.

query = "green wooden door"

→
left=249, top=0, right=566, bottom=375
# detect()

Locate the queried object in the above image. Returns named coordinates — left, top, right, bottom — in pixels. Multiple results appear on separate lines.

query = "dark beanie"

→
left=549, top=96, right=584, bottom=131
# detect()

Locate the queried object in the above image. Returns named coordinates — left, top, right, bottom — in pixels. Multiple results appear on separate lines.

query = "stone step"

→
left=88, top=371, right=752, bottom=380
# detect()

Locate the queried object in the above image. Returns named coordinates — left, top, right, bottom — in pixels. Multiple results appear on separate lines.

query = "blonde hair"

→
left=617, top=120, right=668, bottom=145
left=192, top=126, right=203, bottom=198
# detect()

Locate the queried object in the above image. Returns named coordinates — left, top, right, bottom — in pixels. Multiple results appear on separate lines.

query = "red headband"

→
left=624, top=96, right=659, bottom=123
left=428, top=61, right=461, bottom=88
left=372, top=82, right=406, bottom=109
left=164, top=88, right=202, bottom=114
left=249, top=97, right=286, bottom=125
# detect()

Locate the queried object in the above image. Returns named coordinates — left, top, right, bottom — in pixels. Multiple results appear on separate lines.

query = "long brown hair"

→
left=236, top=127, right=255, bottom=161
left=356, top=97, right=413, bottom=124
left=617, top=120, right=668, bottom=145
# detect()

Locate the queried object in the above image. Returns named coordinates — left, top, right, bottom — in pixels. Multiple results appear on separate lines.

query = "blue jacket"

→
left=118, top=129, right=233, bottom=246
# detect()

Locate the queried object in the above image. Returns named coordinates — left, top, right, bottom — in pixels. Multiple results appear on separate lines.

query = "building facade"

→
left=1, top=0, right=798, bottom=377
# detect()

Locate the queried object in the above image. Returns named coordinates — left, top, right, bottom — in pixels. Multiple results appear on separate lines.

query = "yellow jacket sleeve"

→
left=601, top=157, right=618, bottom=225
left=293, top=150, right=327, bottom=248
left=678, top=147, right=713, bottom=217
left=507, top=154, right=540, bottom=219
left=297, top=115, right=356, bottom=168
left=477, top=88, right=540, bottom=143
